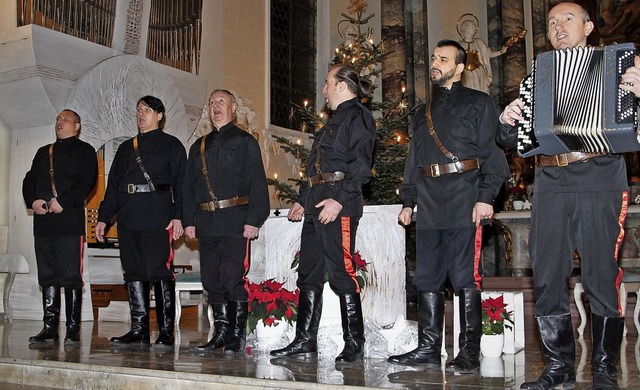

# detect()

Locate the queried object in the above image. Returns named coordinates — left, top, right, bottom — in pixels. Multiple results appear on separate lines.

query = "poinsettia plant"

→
left=291, top=249, right=369, bottom=287
left=507, top=184, right=527, bottom=201
left=247, top=278, right=299, bottom=334
left=481, top=295, right=514, bottom=335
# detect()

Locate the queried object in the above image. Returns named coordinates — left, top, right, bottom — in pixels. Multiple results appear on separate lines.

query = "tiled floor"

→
left=1, top=314, right=639, bottom=389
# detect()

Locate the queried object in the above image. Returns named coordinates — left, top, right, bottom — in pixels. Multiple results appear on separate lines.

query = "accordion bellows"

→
left=517, top=43, right=639, bottom=157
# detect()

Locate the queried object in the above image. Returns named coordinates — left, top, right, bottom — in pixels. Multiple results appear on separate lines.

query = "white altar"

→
left=251, top=204, right=407, bottom=327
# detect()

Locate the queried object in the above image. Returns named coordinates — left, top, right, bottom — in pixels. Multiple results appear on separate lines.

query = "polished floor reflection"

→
left=1, top=315, right=639, bottom=389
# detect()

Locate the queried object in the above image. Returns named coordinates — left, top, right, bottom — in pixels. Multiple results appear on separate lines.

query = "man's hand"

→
left=288, top=202, right=304, bottom=222
left=48, top=198, right=63, bottom=214
left=620, top=55, right=640, bottom=98
left=95, top=222, right=107, bottom=242
left=32, top=199, right=49, bottom=215
left=185, top=226, right=196, bottom=240
left=315, top=198, right=343, bottom=225
left=499, top=98, right=524, bottom=126
left=398, top=207, right=413, bottom=226
left=166, top=219, right=183, bottom=240
left=244, top=224, right=260, bottom=240
left=472, top=202, right=494, bottom=227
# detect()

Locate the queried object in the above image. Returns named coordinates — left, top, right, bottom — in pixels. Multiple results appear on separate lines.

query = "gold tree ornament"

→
left=347, top=0, right=368, bottom=16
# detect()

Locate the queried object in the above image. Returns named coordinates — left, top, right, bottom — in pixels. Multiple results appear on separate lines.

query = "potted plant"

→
left=247, top=278, right=299, bottom=338
left=507, top=185, right=527, bottom=210
left=480, top=295, right=514, bottom=357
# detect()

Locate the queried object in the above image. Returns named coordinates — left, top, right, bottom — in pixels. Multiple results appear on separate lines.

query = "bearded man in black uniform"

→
left=23, top=109, right=98, bottom=344
left=95, top=95, right=186, bottom=348
left=184, top=89, right=269, bottom=354
left=270, top=64, right=376, bottom=363
left=498, top=2, right=640, bottom=389
left=388, top=40, right=509, bottom=373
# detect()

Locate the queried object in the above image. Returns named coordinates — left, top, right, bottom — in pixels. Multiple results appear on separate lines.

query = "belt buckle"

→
left=209, top=200, right=218, bottom=212
left=430, top=164, right=440, bottom=177
left=555, top=154, right=569, bottom=167
left=127, top=184, right=136, bottom=194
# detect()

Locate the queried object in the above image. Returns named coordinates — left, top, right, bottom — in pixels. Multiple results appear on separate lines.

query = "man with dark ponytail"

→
left=270, top=64, right=376, bottom=363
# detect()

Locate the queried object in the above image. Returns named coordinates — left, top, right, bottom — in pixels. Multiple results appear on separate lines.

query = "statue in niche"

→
left=596, top=0, right=640, bottom=44
left=457, top=14, right=508, bottom=93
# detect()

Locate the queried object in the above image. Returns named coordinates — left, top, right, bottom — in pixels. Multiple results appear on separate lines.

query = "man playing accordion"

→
left=498, top=2, right=640, bottom=389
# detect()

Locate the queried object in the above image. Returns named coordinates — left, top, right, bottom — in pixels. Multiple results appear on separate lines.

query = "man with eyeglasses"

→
left=183, top=89, right=269, bottom=354
left=22, top=109, right=97, bottom=345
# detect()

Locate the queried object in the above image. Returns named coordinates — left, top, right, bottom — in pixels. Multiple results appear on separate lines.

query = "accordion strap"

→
left=48, top=143, right=58, bottom=198
left=425, top=102, right=465, bottom=169
left=132, top=135, right=156, bottom=192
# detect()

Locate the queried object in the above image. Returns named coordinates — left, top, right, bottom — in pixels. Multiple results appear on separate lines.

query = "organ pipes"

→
left=16, top=0, right=202, bottom=74
left=17, top=0, right=116, bottom=47
left=147, top=0, right=203, bottom=74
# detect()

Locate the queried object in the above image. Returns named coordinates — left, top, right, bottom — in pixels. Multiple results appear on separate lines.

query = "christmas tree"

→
left=268, top=0, right=413, bottom=205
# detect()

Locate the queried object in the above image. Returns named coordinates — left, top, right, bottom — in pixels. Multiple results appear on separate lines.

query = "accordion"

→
left=517, top=43, right=639, bottom=158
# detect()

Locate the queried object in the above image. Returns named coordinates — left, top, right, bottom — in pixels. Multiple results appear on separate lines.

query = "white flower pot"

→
left=512, top=200, right=524, bottom=210
left=480, top=333, right=504, bottom=357
left=255, top=319, right=287, bottom=340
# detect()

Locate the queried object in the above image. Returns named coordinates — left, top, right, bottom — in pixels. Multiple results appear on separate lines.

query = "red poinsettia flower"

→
left=353, top=250, right=368, bottom=271
left=481, top=295, right=514, bottom=335
left=246, top=278, right=299, bottom=334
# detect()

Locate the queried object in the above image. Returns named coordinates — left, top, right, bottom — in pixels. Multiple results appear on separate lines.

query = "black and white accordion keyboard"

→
left=517, top=43, right=639, bottom=158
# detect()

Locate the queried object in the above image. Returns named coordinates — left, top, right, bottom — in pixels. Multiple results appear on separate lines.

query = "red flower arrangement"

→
left=507, top=184, right=527, bottom=201
left=247, top=278, right=299, bottom=333
left=481, top=295, right=514, bottom=335
left=291, top=250, right=369, bottom=287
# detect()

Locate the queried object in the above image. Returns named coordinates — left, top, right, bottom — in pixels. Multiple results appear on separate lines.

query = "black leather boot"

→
left=29, top=286, right=61, bottom=343
left=110, top=281, right=150, bottom=344
left=197, top=301, right=232, bottom=351
left=388, top=291, right=444, bottom=367
left=64, top=288, right=82, bottom=344
left=335, top=292, right=365, bottom=363
left=271, top=289, right=323, bottom=358
left=520, top=313, right=576, bottom=389
left=225, top=300, right=248, bottom=353
left=446, top=288, right=482, bottom=373
left=153, top=280, right=175, bottom=347
left=591, top=314, right=624, bottom=389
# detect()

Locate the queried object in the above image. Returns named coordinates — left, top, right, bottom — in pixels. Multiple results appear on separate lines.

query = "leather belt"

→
left=535, top=152, right=606, bottom=167
left=199, top=196, right=249, bottom=212
left=421, top=158, right=479, bottom=178
left=120, top=184, right=171, bottom=194
left=308, top=171, right=345, bottom=186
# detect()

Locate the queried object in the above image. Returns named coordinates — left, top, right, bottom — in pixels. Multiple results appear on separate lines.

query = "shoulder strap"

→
left=425, top=102, right=462, bottom=166
left=132, top=135, right=156, bottom=191
left=200, top=136, right=217, bottom=201
left=48, top=143, right=58, bottom=198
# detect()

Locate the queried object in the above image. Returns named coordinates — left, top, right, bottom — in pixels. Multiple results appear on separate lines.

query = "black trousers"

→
left=530, top=190, right=626, bottom=317
left=118, top=229, right=174, bottom=283
left=34, top=235, right=84, bottom=289
left=297, top=215, right=361, bottom=294
left=199, top=235, right=250, bottom=302
left=413, top=226, right=482, bottom=292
